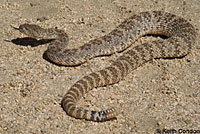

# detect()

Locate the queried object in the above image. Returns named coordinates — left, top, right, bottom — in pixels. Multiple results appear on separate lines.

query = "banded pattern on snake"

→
left=17, top=11, right=197, bottom=121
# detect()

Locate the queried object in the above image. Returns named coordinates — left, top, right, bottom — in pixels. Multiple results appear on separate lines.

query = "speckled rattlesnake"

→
left=16, top=11, right=197, bottom=122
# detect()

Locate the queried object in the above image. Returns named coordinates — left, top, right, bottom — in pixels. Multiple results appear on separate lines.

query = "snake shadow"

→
left=10, top=37, right=54, bottom=47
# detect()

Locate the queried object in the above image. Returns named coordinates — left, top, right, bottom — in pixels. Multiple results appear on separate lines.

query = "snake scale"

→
left=17, top=11, right=197, bottom=122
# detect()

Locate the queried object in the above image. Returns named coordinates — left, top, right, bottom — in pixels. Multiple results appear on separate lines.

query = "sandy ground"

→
left=0, top=0, right=199, bottom=133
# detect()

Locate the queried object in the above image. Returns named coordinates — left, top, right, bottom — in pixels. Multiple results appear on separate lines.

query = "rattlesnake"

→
left=16, top=11, right=197, bottom=122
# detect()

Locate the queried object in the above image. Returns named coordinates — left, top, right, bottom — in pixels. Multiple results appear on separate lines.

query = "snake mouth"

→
left=11, top=24, right=27, bottom=32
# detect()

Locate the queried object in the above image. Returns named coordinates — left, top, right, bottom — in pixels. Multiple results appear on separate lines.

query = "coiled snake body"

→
left=17, top=11, right=197, bottom=121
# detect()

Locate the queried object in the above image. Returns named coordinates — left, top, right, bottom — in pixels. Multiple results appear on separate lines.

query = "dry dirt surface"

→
left=0, top=0, right=199, bottom=134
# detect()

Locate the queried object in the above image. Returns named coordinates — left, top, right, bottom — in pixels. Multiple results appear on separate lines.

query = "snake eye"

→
left=18, top=24, right=33, bottom=35
left=19, top=25, right=27, bottom=32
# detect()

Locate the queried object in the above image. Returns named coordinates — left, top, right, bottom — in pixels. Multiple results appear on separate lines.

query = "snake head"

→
left=20, top=24, right=45, bottom=38
left=12, top=24, right=45, bottom=39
